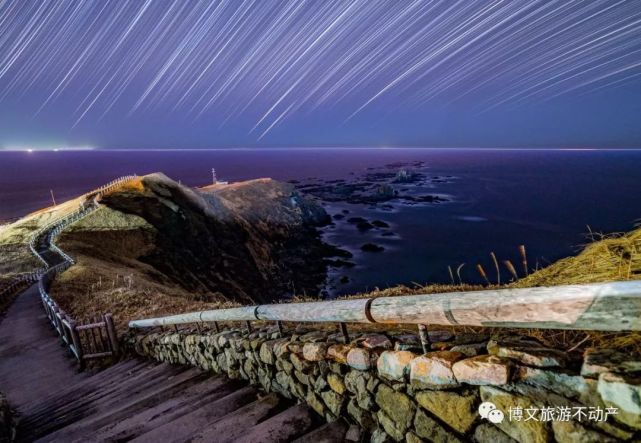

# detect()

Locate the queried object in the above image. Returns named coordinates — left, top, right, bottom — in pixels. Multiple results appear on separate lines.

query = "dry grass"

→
left=505, top=229, right=641, bottom=355
left=50, top=253, right=234, bottom=334
left=513, top=228, right=641, bottom=287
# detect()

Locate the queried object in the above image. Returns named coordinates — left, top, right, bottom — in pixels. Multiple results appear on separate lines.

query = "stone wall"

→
left=125, top=326, right=641, bottom=442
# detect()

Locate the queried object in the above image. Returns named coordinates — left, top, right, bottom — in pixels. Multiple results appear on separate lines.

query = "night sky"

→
left=1, top=0, right=641, bottom=149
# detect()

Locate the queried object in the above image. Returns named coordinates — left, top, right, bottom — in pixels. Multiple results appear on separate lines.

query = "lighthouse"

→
left=211, top=168, right=228, bottom=185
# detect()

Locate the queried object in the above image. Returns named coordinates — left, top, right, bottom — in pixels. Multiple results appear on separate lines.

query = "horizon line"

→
left=3, top=146, right=641, bottom=152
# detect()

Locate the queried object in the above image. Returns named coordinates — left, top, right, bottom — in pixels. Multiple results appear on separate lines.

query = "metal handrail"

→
left=129, top=280, right=641, bottom=334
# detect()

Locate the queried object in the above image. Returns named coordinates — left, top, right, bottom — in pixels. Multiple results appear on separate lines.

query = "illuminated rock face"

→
left=127, top=327, right=639, bottom=443
left=60, top=173, right=341, bottom=305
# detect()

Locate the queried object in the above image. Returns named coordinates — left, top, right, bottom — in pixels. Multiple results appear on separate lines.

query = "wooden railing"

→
left=0, top=272, right=42, bottom=298
left=39, top=264, right=119, bottom=369
left=129, top=280, right=641, bottom=350
left=25, top=175, right=137, bottom=368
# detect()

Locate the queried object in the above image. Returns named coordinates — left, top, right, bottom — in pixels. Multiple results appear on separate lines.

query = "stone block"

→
left=294, top=370, right=309, bottom=385
left=287, top=341, right=305, bottom=354
left=415, top=389, right=478, bottom=434
left=409, top=351, right=463, bottom=388
left=327, top=373, right=346, bottom=394
left=515, top=366, right=589, bottom=400
left=370, top=428, right=393, bottom=443
left=582, top=348, right=641, bottom=378
left=375, top=384, right=415, bottom=435
left=361, top=334, right=393, bottom=350
left=347, top=348, right=373, bottom=371
left=413, top=408, right=461, bottom=443
left=552, top=420, right=618, bottom=443
left=377, top=410, right=405, bottom=441
left=306, top=391, right=327, bottom=416
left=303, top=342, right=329, bottom=361
left=428, top=330, right=454, bottom=342
left=299, top=331, right=329, bottom=342
left=345, top=370, right=368, bottom=394
left=452, top=355, right=512, bottom=385
left=311, top=375, right=326, bottom=391
left=377, top=351, right=417, bottom=381
left=597, top=372, right=641, bottom=430
left=487, top=338, right=568, bottom=368
left=479, top=385, right=551, bottom=443
left=321, top=390, right=344, bottom=416
left=392, top=334, right=421, bottom=352
left=347, top=397, right=377, bottom=432
left=291, top=352, right=313, bottom=372
left=450, top=342, right=488, bottom=357
left=327, top=344, right=352, bottom=363
left=473, top=423, right=517, bottom=443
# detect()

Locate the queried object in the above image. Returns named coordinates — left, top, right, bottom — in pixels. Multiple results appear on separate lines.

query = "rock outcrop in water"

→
left=55, top=173, right=340, bottom=308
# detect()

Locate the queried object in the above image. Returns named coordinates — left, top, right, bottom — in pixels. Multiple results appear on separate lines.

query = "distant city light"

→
left=1, top=146, right=96, bottom=152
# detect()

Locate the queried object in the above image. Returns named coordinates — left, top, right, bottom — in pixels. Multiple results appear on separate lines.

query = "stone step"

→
left=131, top=386, right=261, bottom=443
left=233, top=403, right=315, bottom=443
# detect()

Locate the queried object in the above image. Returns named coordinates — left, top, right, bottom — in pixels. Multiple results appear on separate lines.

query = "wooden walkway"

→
left=0, top=284, right=87, bottom=409
left=0, top=286, right=348, bottom=442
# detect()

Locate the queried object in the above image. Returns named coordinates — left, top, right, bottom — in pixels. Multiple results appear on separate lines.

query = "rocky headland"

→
left=0, top=173, right=349, bottom=326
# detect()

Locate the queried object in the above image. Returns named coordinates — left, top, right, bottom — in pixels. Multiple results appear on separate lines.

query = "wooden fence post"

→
left=69, top=319, right=84, bottom=370
left=53, top=307, right=65, bottom=342
left=104, top=313, right=119, bottom=356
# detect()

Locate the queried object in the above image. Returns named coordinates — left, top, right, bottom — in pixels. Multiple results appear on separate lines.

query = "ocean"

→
left=1, top=148, right=640, bottom=295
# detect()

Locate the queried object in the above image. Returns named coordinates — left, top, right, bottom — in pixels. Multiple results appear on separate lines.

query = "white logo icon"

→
left=479, top=401, right=505, bottom=423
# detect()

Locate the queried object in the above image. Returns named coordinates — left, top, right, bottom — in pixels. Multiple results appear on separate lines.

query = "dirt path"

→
left=0, top=284, right=86, bottom=410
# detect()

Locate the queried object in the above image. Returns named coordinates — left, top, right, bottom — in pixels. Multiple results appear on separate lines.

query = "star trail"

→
left=1, top=0, right=641, bottom=147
